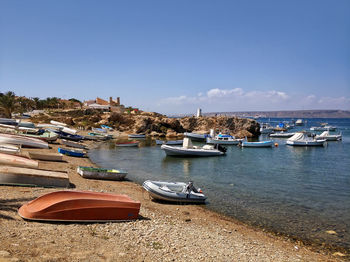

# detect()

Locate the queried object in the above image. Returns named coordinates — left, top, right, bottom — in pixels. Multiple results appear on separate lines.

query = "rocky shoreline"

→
left=0, top=130, right=344, bottom=261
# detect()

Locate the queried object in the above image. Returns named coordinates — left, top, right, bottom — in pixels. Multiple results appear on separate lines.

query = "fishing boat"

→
left=116, top=141, right=139, bottom=147
left=161, top=138, right=225, bottom=157
left=143, top=180, right=207, bottom=203
left=269, top=132, right=296, bottom=138
left=315, top=131, right=342, bottom=141
left=206, top=134, right=243, bottom=145
left=18, top=190, right=141, bottom=221
left=241, top=140, right=274, bottom=147
left=0, top=133, right=49, bottom=148
left=0, top=166, right=69, bottom=187
left=0, top=144, right=21, bottom=154
left=58, top=147, right=85, bottom=157
left=184, top=132, right=208, bottom=141
left=28, top=152, right=64, bottom=162
left=62, top=139, right=88, bottom=149
left=0, top=152, right=38, bottom=168
left=77, top=166, right=127, bottom=180
left=286, top=132, right=326, bottom=146
left=128, top=134, right=146, bottom=139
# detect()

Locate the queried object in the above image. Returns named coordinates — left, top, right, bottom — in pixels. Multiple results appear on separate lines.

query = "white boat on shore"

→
left=315, top=131, right=342, bottom=141
left=206, top=134, right=243, bottom=145
left=77, top=166, right=127, bottom=181
left=50, top=120, right=67, bottom=127
left=161, top=138, right=225, bottom=157
left=0, top=133, right=49, bottom=148
left=28, top=152, right=64, bottom=162
left=286, top=132, right=326, bottom=146
left=143, top=180, right=207, bottom=203
left=0, top=152, right=39, bottom=168
left=0, top=144, right=21, bottom=155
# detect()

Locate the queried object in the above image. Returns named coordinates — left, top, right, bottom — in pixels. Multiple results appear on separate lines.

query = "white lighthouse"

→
left=196, top=108, right=202, bottom=117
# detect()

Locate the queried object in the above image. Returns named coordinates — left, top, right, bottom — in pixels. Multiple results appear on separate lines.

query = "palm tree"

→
left=0, top=91, right=17, bottom=118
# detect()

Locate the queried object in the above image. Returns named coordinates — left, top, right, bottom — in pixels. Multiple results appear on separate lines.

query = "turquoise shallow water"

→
left=89, top=118, right=350, bottom=251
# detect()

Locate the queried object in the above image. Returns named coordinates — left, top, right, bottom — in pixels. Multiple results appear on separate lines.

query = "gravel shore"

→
left=0, top=135, right=344, bottom=261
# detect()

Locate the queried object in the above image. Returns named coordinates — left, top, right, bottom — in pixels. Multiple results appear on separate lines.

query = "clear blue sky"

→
left=1, top=0, right=349, bottom=114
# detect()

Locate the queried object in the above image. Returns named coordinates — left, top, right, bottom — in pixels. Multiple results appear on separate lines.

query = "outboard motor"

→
left=216, top=144, right=227, bottom=153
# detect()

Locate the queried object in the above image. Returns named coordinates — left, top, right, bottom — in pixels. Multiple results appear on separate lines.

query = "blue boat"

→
left=48, top=129, right=83, bottom=142
left=101, top=125, right=113, bottom=130
left=241, top=140, right=274, bottom=148
left=58, top=147, right=85, bottom=157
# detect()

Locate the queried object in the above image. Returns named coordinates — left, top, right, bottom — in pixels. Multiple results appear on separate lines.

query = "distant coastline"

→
left=193, top=109, right=350, bottom=118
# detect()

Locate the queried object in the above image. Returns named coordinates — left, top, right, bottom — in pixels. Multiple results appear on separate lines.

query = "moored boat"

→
left=18, top=190, right=141, bottom=221
left=143, top=180, right=206, bottom=203
left=241, top=140, right=274, bottom=148
left=116, top=141, right=139, bottom=147
left=184, top=132, right=208, bottom=141
left=310, top=125, right=337, bottom=131
left=77, top=166, right=127, bottom=180
left=128, top=134, right=146, bottom=139
left=0, top=166, right=69, bottom=187
left=295, top=119, right=304, bottom=126
left=156, top=140, right=183, bottom=145
left=206, top=134, right=243, bottom=145
left=58, top=147, right=85, bottom=157
left=161, top=138, right=225, bottom=157
left=286, top=132, right=326, bottom=146
left=315, top=131, right=342, bottom=141
left=269, top=132, right=295, bottom=138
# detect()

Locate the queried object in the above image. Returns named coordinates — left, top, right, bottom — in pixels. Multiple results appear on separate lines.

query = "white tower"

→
left=196, top=108, right=202, bottom=117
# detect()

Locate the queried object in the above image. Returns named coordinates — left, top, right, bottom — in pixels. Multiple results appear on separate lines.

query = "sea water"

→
left=89, top=118, right=350, bottom=251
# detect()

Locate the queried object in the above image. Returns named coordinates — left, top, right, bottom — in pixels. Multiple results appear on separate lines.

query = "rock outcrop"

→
left=31, top=110, right=260, bottom=137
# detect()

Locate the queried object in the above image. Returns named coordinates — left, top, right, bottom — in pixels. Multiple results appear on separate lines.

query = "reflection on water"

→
left=89, top=118, right=350, bottom=252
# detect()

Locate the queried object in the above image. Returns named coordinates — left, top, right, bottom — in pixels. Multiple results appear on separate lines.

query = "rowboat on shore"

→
left=0, top=166, right=69, bottom=187
left=116, top=141, right=139, bottom=147
left=18, top=190, right=141, bottom=221
left=50, top=120, right=67, bottom=127
left=0, top=152, right=39, bottom=168
left=19, top=131, right=59, bottom=142
left=28, top=152, right=64, bottom=162
left=58, top=147, right=85, bottom=157
left=48, top=129, right=83, bottom=141
left=62, top=139, right=88, bottom=149
left=143, top=180, right=207, bottom=203
left=0, top=133, right=49, bottom=148
left=0, top=144, right=21, bottom=155
left=77, top=166, right=127, bottom=180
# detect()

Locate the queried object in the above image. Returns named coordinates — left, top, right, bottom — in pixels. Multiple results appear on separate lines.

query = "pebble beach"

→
left=0, top=131, right=344, bottom=261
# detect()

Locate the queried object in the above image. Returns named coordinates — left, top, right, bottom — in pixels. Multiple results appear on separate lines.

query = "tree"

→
left=0, top=91, right=17, bottom=118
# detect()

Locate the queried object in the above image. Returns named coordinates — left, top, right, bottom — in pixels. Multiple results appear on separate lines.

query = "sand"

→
left=0, top=134, right=345, bottom=261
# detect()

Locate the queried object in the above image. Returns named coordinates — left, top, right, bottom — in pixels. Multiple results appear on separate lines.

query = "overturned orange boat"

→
left=18, top=190, right=141, bottom=222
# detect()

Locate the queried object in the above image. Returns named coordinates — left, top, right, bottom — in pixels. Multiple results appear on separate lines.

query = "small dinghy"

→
left=116, top=141, right=139, bottom=147
left=77, top=166, right=127, bottom=181
left=143, top=180, right=207, bottom=203
left=58, top=147, right=85, bottom=157
left=18, top=190, right=141, bottom=222
left=241, top=140, right=274, bottom=147
left=128, top=134, right=146, bottom=139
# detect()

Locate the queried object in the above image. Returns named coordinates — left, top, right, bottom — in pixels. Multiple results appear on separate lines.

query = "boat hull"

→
left=0, top=152, right=38, bottom=168
left=206, top=138, right=242, bottom=145
left=241, top=141, right=273, bottom=147
left=18, top=190, right=141, bottom=222
left=28, top=152, right=64, bottom=162
left=184, top=132, right=207, bottom=141
left=143, top=180, right=206, bottom=203
left=58, top=148, right=85, bottom=157
left=116, top=142, right=139, bottom=147
left=128, top=134, right=146, bottom=138
left=161, top=144, right=224, bottom=157
left=77, top=166, right=127, bottom=181
left=286, top=140, right=326, bottom=146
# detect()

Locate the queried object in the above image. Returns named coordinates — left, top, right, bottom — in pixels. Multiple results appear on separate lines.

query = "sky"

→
left=1, top=0, right=349, bottom=114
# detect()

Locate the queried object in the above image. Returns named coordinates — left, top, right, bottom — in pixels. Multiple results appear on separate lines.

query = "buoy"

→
left=274, top=143, right=279, bottom=147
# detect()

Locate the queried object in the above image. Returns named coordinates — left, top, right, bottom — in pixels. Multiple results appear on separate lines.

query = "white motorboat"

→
left=286, top=132, right=326, bottom=146
left=259, top=123, right=274, bottom=134
left=241, top=140, right=274, bottom=147
left=161, top=138, right=225, bottom=157
left=315, top=131, right=342, bottom=141
left=142, top=180, right=206, bottom=203
left=184, top=132, right=209, bottom=141
left=0, top=133, right=49, bottom=149
left=295, top=119, right=304, bottom=126
left=310, top=126, right=337, bottom=131
left=206, top=134, right=243, bottom=145
left=269, top=132, right=295, bottom=138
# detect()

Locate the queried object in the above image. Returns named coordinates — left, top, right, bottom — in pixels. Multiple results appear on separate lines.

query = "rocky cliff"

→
left=31, top=110, right=261, bottom=138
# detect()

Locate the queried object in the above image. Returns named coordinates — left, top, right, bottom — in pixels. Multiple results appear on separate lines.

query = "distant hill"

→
left=203, top=110, right=350, bottom=118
